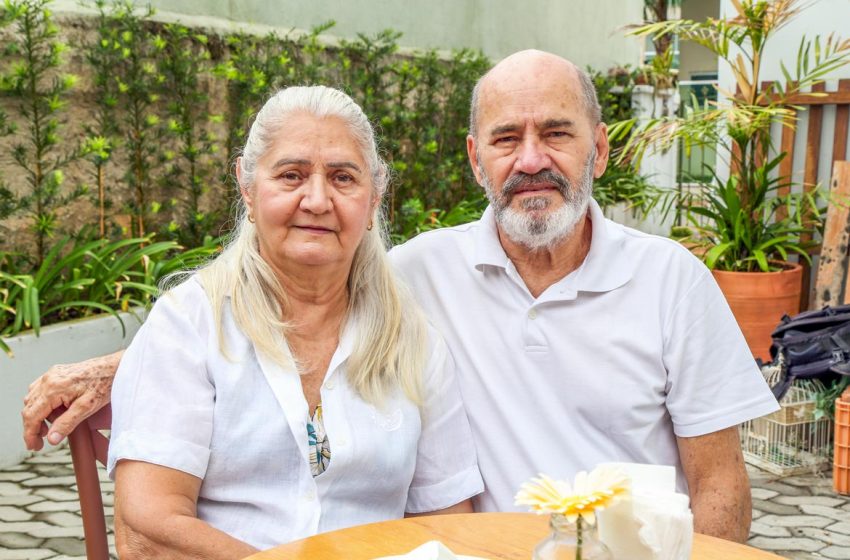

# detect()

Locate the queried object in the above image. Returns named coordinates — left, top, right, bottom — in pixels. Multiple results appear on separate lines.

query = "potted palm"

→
left=610, top=0, right=850, bottom=360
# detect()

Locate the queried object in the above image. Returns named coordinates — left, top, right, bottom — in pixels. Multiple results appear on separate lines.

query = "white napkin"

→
left=373, top=540, right=461, bottom=560
left=596, top=463, right=694, bottom=560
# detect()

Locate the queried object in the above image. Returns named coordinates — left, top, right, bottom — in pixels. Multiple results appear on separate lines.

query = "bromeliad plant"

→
left=610, top=0, right=850, bottom=272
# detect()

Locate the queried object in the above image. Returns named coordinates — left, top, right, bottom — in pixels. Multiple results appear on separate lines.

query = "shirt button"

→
left=337, top=437, right=348, bottom=447
left=325, top=379, right=335, bottom=390
left=302, top=490, right=316, bottom=502
left=528, top=309, right=538, bottom=320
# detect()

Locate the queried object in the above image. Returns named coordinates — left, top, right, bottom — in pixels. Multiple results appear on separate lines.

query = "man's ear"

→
left=467, top=135, right=484, bottom=186
left=593, top=123, right=610, bottom=179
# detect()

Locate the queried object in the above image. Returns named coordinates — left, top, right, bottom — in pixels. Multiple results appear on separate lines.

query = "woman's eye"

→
left=335, top=173, right=354, bottom=184
left=281, top=171, right=301, bottom=182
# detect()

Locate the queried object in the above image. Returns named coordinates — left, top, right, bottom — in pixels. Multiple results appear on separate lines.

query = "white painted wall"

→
left=54, top=0, right=645, bottom=70
left=0, top=311, right=145, bottom=467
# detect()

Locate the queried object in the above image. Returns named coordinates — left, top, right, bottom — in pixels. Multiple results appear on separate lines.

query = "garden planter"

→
left=712, top=263, right=803, bottom=362
left=835, top=399, right=850, bottom=495
left=0, top=309, right=146, bottom=468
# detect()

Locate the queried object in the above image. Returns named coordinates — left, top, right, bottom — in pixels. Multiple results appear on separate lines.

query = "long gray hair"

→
left=199, top=86, right=426, bottom=405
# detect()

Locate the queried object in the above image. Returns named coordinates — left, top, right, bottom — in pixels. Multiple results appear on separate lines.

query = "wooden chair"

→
left=48, top=404, right=112, bottom=560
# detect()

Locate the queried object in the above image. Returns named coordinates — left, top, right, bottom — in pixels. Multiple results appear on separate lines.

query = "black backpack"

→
left=768, top=304, right=850, bottom=400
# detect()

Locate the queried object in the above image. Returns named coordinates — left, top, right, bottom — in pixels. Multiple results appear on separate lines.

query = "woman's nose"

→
left=300, top=174, right=333, bottom=214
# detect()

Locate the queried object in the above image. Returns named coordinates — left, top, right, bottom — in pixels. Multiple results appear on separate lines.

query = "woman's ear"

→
left=236, top=157, right=253, bottom=210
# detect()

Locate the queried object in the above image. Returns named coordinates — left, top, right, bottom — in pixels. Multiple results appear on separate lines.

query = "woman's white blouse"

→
left=107, top=277, right=483, bottom=550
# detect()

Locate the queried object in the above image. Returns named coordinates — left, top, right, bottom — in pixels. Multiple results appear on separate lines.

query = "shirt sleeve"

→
left=663, top=270, right=780, bottom=437
left=107, top=280, right=215, bottom=480
left=405, top=329, right=484, bottom=513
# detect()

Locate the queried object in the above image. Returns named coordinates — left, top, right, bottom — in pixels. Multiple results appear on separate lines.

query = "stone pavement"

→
left=0, top=445, right=115, bottom=560
left=1, top=447, right=849, bottom=559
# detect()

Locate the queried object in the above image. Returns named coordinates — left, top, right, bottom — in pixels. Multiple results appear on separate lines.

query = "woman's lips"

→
left=296, top=225, right=334, bottom=234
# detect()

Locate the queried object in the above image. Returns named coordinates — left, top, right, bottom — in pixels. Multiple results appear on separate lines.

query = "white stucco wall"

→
left=54, top=0, right=645, bottom=70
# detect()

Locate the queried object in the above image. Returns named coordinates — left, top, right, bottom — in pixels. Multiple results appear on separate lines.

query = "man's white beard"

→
left=482, top=151, right=596, bottom=251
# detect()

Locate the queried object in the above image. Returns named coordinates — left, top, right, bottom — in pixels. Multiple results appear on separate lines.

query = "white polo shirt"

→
left=107, top=277, right=483, bottom=549
left=390, top=198, right=779, bottom=512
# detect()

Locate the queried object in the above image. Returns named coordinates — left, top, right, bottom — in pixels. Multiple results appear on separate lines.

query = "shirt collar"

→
left=472, top=198, right=635, bottom=293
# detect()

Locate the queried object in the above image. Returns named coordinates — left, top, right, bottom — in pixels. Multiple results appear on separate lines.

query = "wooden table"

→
left=246, top=513, right=784, bottom=559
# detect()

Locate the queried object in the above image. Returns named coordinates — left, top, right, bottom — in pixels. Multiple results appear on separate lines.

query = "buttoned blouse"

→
left=107, top=276, right=483, bottom=550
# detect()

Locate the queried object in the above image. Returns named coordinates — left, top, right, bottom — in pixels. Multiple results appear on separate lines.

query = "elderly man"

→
left=22, top=50, right=777, bottom=542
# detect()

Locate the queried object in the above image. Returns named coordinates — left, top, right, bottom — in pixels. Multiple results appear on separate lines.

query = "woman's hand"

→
left=115, top=460, right=259, bottom=559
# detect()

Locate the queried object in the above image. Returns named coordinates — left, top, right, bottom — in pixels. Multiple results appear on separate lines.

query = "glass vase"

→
left=532, top=514, right=613, bottom=560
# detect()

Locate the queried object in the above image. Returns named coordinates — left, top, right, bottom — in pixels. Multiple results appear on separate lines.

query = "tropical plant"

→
left=109, top=0, right=160, bottom=238
left=611, top=0, right=850, bottom=272
left=0, top=0, right=80, bottom=265
left=80, top=0, right=126, bottom=238
left=156, top=24, right=223, bottom=247
left=390, top=195, right=486, bottom=245
left=593, top=163, right=665, bottom=216
left=0, top=234, right=220, bottom=356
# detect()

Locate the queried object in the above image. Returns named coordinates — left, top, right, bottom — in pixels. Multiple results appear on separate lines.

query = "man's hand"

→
left=22, top=350, right=124, bottom=450
left=677, top=426, right=752, bottom=542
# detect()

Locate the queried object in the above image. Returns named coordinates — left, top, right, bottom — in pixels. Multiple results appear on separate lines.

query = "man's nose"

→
left=300, top=174, right=333, bottom=214
left=514, top=137, right=551, bottom=175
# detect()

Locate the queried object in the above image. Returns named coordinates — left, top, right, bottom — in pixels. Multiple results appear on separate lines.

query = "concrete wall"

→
left=679, top=0, right=719, bottom=80
left=54, top=0, right=645, bottom=70
left=0, top=310, right=146, bottom=468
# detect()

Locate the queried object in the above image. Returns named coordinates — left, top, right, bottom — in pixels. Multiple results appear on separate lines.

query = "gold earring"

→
left=367, top=220, right=373, bottom=231
left=248, top=212, right=255, bottom=223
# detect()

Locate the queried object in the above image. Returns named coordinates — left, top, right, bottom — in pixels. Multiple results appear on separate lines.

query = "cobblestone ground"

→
left=747, top=465, right=850, bottom=559
left=0, top=446, right=115, bottom=560
left=1, top=447, right=849, bottom=559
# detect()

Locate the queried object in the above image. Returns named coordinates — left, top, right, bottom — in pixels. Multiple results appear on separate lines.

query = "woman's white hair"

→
left=188, top=86, right=425, bottom=405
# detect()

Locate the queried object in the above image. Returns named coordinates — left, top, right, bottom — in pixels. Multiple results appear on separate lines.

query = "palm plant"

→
left=611, top=0, right=850, bottom=272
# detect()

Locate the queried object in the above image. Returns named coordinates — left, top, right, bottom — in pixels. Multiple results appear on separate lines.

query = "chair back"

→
left=48, top=404, right=112, bottom=560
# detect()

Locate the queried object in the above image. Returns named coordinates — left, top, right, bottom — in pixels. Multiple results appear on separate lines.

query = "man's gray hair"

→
left=468, top=64, right=602, bottom=138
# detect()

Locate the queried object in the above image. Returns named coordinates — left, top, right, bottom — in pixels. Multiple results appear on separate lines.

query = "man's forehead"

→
left=477, top=84, right=586, bottom=133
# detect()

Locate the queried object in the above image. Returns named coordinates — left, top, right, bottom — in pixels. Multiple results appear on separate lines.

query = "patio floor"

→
left=0, top=446, right=849, bottom=559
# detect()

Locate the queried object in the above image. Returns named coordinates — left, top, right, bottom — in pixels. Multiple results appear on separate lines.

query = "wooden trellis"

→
left=760, top=79, right=850, bottom=309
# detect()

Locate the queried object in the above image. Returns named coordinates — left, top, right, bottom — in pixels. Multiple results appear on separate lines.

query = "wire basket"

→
left=741, top=379, right=833, bottom=476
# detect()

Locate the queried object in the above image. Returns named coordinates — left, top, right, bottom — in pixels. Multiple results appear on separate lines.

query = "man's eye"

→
left=494, top=136, right=517, bottom=145
left=547, top=130, right=570, bottom=138
left=335, top=173, right=354, bottom=183
left=281, top=171, right=301, bottom=181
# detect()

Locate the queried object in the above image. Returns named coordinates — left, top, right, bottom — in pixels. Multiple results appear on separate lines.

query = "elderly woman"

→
left=107, top=86, right=482, bottom=558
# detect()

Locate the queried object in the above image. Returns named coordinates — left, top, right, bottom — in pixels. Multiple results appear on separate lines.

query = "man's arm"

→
left=22, top=350, right=124, bottom=450
left=677, top=426, right=751, bottom=542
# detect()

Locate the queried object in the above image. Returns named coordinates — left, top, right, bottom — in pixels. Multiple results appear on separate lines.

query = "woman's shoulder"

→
left=149, top=274, right=213, bottom=323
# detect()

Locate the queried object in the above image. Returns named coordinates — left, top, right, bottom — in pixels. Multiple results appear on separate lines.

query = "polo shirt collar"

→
left=473, top=198, right=636, bottom=293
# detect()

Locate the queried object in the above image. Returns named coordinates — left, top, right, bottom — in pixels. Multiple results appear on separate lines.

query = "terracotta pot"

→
left=712, top=263, right=803, bottom=362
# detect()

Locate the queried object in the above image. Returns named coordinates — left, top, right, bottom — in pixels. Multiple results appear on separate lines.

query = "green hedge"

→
left=0, top=0, right=491, bottom=263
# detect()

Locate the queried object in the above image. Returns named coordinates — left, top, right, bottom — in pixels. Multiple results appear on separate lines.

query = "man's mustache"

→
left=501, top=170, right=571, bottom=198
